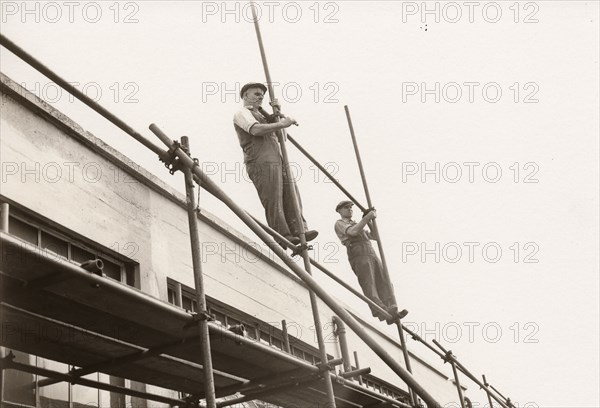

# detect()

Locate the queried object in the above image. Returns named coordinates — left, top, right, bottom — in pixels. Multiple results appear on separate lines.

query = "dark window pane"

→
left=41, top=231, right=68, bottom=259
left=212, top=310, right=226, bottom=325
left=246, top=325, right=258, bottom=340
left=109, top=376, right=125, bottom=408
left=125, top=264, right=136, bottom=287
left=167, top=288, right=176, bottom=304
left=182, top=295, right=194, bottom=312
left=260, top=331, right=270, bottom=345
left=101, top=258, right=122, bottom=281
left=3, top=351, right=36, bottom=406
left=292, top=347, right=304, bottom=359
left=71, top=245, right=96, bottom=263
left=271, top=337, right=283, bottom=350
left=9, top=216, right=38, bottom=244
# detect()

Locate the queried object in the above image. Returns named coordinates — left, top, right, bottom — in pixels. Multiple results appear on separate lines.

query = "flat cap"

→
left=335, top=200, right=354, bottom=212
left=240, top=82, right=267, bottom=98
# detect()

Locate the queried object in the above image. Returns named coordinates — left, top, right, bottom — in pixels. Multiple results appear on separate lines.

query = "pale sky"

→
left=1, top=1, right=599, bottom=407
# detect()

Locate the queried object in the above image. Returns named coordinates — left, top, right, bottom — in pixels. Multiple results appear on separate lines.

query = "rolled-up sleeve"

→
left=233, top=108, right=259, bottom=133
left=335, top=219, right=352, bottom=244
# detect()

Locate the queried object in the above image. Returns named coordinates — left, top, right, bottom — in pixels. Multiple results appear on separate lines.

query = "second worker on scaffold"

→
left=233, top=82, right=318, bottom=246
left=335, top=200, right=408, bottom=323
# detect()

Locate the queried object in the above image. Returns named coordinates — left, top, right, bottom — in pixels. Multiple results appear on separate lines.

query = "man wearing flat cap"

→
left=335, top=201, right=402, bottom=321
left=233, top=82, right=318, bottom=245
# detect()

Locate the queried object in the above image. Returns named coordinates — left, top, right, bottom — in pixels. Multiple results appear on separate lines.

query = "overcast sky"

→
left=1, top=1, right=599, bottom=407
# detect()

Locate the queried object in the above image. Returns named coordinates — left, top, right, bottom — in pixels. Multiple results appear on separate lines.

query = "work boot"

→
left=291, top=230, right=319, bottom=242
left=304, top=230, right=319, bottom=242
left=385, top=305, right=408, bottom=324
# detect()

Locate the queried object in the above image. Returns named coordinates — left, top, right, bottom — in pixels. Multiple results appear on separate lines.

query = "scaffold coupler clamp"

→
left=184, top=310, right=214, bottom=329
left=193, top=310, right=213, bottom=322
left=316, top=357, right=343, bottom=374
left=442, top=349, right=455, bottom=364
left=291, top=243, right=312, bottom=257
left=160, top=140, right=184, bottom=175
left=182, top=393, right=201, bottom=407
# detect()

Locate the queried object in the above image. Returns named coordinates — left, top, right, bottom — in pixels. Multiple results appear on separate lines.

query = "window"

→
left=1, top=202, right=144, bottom=408
left=9, top=216, right=38, bottom=244
left=6, top=210, right=139, bottom=288
left=166, top=278, right=325, bottom=364
left=164, top=279, right=410, bottom=401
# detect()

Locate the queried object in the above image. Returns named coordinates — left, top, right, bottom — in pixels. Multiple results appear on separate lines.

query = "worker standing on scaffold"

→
left=233, top=82, right=318, bottom=246
left=334, top=201, right=406, bottom=322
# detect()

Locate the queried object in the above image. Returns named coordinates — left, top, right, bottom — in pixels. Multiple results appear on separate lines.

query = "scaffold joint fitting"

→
left=291, top=244, right=312, bottom=257
left=159, top=140, right=184, bottom=175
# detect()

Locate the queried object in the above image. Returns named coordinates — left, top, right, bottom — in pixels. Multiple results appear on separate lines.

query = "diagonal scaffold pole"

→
left=344, top=105, right=417, bottom=405
left=248, top=2, right=337, bottom=406
left=149, top=123, right=443, bottom=408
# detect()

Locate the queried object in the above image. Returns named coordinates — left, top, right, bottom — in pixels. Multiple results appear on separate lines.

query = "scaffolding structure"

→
left=0, top=32, right=519, bottom=408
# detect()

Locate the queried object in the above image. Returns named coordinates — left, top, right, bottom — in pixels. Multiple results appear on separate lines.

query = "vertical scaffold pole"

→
left=0, top=201, right=8, bottom=403
left=344, top=105, right=417, bottom=406
left=448, top=353, right=466, bottom=408
left=483, top=375, right=496, bottom=408
left=181, top=136, right=217, bottom=408
left=249, top=3, right=337, bottom=406
left=343, top=105, right=394, bottom=303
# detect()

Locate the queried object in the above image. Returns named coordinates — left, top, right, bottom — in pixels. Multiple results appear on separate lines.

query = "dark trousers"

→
left=247, top=160, right=306, bottom=238
left=347, top=241, right=395, bottom=314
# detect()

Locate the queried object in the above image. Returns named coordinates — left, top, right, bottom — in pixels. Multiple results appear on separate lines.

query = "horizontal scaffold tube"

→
left=149, top=124, right=443, bottom=408
left=2, top=358, right=187, bottom=407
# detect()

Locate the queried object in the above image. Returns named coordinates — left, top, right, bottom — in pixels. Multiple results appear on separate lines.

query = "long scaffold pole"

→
left=249, top=2, right=338, bottom=407
left=181, top=136, right=217, bottom=408
left=344, top=105, right=395, bottom=301
left=149, top=124, right=443, bottom=408
left=344, top=105, right=417, bottom=404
